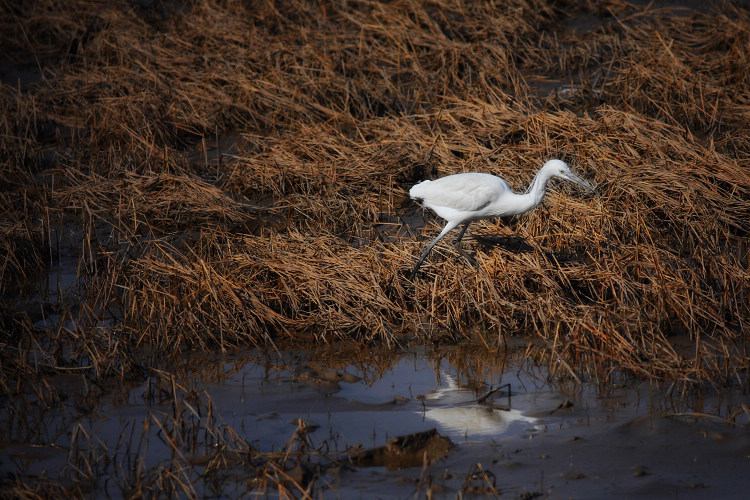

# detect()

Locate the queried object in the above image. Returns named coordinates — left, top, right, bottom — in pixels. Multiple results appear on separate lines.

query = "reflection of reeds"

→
left=1, top=0, right=748, bottom=452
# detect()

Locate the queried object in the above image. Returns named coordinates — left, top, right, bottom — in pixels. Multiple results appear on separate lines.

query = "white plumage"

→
left=409, top=159, right=594, bottom=276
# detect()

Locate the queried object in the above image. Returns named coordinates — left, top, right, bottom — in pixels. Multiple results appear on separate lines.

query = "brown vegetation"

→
left=1, top=0, right=748, bottom=447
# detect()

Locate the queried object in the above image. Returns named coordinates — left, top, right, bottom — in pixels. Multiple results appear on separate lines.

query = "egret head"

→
left=544, top=159, right=595, bottom=192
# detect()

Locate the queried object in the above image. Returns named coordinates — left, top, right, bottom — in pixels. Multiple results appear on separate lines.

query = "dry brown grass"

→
left=0, top=0, right=748, bottom=411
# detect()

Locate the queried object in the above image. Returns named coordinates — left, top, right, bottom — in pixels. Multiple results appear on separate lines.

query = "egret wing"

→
left=411, top=173, right=510, bottom=212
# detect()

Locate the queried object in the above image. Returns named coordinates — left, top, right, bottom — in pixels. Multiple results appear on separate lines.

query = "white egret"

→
left=409, top=159, right=594, bottom=277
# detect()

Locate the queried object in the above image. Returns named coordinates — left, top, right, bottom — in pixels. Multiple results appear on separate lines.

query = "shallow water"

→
left=201, top=351, right=549, bottom=452
left=2, top=347, right=748, bottom=498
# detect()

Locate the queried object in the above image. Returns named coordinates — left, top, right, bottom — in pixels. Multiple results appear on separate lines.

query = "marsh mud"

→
left=2, top=348, right=748, bottom=498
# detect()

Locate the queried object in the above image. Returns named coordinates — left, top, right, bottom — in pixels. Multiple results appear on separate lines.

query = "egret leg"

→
left=454, top=222, right=476, bottom=265
left=456, top=247, right=476, bottom=266
left=455, top=222, right=471, bottom=246
left=410, top=220, right=461, bottom=278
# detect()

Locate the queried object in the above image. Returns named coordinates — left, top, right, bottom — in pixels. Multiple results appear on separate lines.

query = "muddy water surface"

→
left=2, top=348, right=748, bottom=498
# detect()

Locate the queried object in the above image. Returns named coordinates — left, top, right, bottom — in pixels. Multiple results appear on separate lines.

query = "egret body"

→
left=409, top=159, right=594, bottom=277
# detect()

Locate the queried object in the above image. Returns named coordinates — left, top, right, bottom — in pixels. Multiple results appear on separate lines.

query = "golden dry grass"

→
left=1, top=0, right=748, bottom=403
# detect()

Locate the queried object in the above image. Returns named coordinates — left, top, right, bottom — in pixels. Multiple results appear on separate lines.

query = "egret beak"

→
left=562, top=171, right=596, bottom=192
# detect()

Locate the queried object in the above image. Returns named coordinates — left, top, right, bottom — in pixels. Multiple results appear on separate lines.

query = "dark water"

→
left=2, top=347, right=748, bottom=498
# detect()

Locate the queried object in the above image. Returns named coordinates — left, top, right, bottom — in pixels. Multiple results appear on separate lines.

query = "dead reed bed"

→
left=1, top=0, right=749, bottom=429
